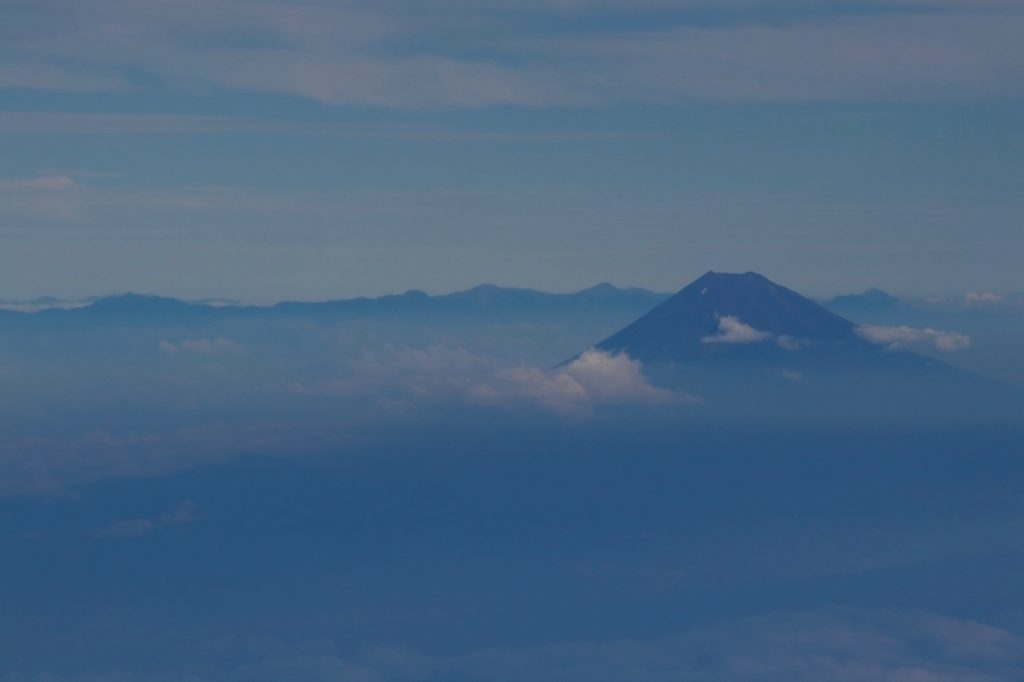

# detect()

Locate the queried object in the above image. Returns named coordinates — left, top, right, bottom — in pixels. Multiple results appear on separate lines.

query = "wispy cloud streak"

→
left=857, top=324, right=971, bottom=351
left=1, top=0, right=1021, bottom=106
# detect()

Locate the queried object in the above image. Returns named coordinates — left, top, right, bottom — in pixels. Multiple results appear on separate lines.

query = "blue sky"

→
left=1, top=0, right=1021, bottom=301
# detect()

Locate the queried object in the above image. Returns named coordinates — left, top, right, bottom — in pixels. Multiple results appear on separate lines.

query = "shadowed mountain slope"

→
left=596, top=271, right=873, bottom=364
left=587, top=272, right=1024, bottom=421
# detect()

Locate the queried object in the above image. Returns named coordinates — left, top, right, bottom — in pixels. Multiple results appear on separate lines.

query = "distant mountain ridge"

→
left=0, top=283, right=669, bottom=326
left=822, top=287, right=910, bottom=322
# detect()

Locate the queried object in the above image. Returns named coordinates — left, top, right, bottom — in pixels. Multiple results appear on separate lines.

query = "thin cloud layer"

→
left=7, top=608, right=1023, bottom=681
left=91, top=500, right=201, bottom=538
left=0, top=345, right=684, bottom=496
left=0, top=175, right=78, bottom=191
left=1, top=0, right=1022, bottom=106
left=857, top=324, right=971, bottom=351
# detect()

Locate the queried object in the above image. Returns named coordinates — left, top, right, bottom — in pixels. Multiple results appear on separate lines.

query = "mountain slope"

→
left=587, top=271, right=1023, bottom=419
left=596, top=271, right=871, bottom=363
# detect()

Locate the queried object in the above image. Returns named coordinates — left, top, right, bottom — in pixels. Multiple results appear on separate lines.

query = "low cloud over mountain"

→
left=856, top=325, right=971, bottom=352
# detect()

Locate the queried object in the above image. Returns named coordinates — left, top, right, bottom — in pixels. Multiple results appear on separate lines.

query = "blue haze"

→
left=1, top=1, right=1023, bottom=679
left=1, top=276, right=1024, bottom=679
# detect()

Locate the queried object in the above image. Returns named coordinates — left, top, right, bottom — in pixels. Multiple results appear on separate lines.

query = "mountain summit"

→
left=595, top=271, right=874, bottom=364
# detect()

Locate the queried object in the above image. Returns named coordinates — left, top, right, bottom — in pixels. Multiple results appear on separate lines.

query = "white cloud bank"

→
left=701, top=315, right=805, bottom=350
left=297, top=346, right=685, bottom=419
left=702, top=315, right=773, bottom=345
left=856, top=325, right=971, bottom=352
left=475, top=349, right=680, bottom=417
left=965, top=291, right=1004, bottom=305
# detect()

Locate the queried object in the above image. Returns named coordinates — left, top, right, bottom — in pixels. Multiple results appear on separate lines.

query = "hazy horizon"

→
left=3, top=273, right=1022, bottom=307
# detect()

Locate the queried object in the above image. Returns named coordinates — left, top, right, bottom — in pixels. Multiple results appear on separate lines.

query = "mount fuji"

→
left=587, top=272, right=1009, bottom=416
left=596, top=271, right=884, bottom=364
